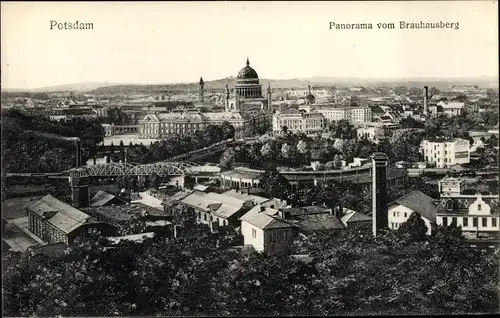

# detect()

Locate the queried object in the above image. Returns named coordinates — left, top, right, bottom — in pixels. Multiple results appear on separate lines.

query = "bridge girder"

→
left=69, top=161, right=207, bottom=177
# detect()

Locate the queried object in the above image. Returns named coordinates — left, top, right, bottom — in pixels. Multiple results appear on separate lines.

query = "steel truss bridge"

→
left=69, top=161, right=220, bottom=178
left=6, top=162, right=220, bottom=179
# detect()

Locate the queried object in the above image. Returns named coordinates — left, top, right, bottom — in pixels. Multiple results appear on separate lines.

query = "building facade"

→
left=357, top=126, right=385, bottom=142
left=387, top=190, right=437, bottom=235
left=27, top=195, right=116, bottom=244
left=138, top=111, right=268, bottom=139
left=240, top=205, right=298, bottom=254
left=420, top=138, right=470, bottom=168
left=272, top=110, right=325, bottom=134
left=316, top=106, right=372, bottom=125
left=138, top=58, right=271, bottom=139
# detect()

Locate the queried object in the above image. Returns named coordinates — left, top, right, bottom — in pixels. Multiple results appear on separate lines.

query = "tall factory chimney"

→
left=70, top=169, right=90, bottom=208
left=423, top=86, right=429, bottom=116
left=371, top=152, right=388, bottom=237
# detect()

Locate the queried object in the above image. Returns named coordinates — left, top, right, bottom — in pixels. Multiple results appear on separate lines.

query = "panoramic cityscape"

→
left=1, top=1, right=499, bottom=317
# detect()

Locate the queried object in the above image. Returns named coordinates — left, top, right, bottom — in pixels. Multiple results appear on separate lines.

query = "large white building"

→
left=272, top=110, right=325, bottom=134
left=357, top=126, right=385, bottom=142
left=420, top=138, right=470, bottom=168
left=436, top=177, right=499, bottom=240
left=436, top=101, right=464, bottom=117
left=387, top=190, right=437, bottom=235
left=316, top=106, right=372, bottom=125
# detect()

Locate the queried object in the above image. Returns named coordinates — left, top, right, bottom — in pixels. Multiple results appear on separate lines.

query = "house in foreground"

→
left=387, top=190, right=437, bottom=235
left=26, top=195, right=117, bottom=244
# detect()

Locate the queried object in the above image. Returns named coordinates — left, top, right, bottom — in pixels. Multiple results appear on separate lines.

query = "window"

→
left=446, top=200, right=453, bottom=210
left=270, top=233, right=276, bottom=242
left=477, top=204, right=482, bottom=211
left=493, top=218, right=497, bottom=227
left=204, top=214, right=207, bottom=221
left=282, top=232, right=288, bottom=240
left=463, top=217, right=468, bottom=227
left=442, top=217, right=448, bottom=226
left=482, top=217, right=487, bottom=227
left=252, top=228, right=256, bottom=238
left=451, top=217, right=457, bottom=227
left=404, top=212, right=407, bottom=218
left=473, top=217, right=478, bottom=227
left=223, top=220, right=227, bottom=226
left=396, top=212, right=400, bottom=217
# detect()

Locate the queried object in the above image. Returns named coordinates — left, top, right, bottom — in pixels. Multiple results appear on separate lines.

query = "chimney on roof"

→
left=423, top=86, right=429, bottom=116
left=371, top=152, right=388, bottom=237
left=260, top=206, right=266, bottom=213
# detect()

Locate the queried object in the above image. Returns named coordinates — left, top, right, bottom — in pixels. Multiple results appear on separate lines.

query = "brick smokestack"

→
left=70, top=170, right=89, bottom=208
left=371, top=152, right=388, bottom=237
left=423, top=86, right=429, bottom=116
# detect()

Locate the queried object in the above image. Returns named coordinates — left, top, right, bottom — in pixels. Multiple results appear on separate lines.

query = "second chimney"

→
left=371, top=152, right=388, bottom=237
left=423, top=86, right=429, bottom=116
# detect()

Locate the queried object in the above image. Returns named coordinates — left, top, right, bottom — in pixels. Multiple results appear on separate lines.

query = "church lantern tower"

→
left=199, top=77, right=205, bottom=103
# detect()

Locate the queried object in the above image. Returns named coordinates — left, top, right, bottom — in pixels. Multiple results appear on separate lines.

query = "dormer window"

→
left=446, top=200, right=453, bottom=210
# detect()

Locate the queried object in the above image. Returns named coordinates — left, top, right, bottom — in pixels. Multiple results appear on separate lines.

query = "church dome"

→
left=237, top=58, right=259, bottom=79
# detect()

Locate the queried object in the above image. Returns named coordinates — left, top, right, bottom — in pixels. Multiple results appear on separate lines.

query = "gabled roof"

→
left=341, top=208, right=372, bottom=225
left=180, top=191, right=246, bottom=219
left=222, top=189, right=269, bottom=204
left=90, top=191, right=123, bottom=207
left=389, top=190, right=437, bottom=222
left=241, top=211, right=295, bottom=230
left=290, top=213, right=346, bottom=232
left=27, top=195, right=92, bottom=234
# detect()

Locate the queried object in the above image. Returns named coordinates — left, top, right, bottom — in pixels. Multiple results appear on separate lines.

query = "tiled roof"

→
left=180, top=191, right=246, bottom=219
left=30, top=243, right=68, bottom=258
left=389, top=190, right=437, bottom=222
left=27, top=195, right=91, bottom=234
left=222, top=189, right=269, bottom=204
left=436, top=195, right=499, bottom=214
left=341, top=208, right=372, bottom=225
left=90, top=191, right=123, bottom=207
left=240, top=205, right=279, bottom=221
left=290, top=213, right=346, bottom=232
left=241, top=211, right=294, bottom=230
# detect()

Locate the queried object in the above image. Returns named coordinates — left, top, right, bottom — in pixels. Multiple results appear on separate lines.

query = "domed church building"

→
left=224, top=58, right=272, bottom=113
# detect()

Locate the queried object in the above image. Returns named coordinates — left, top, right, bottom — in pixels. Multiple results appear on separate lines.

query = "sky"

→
left=1, top=1, right=498, bottom=89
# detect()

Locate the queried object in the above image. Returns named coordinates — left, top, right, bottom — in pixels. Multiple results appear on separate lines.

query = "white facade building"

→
left=437, top=101, right=464, bottom=117
left=420, top=138, right=470, bottom=168
left=272, top=110, right=325, bottom=134
left=316, top=106, right=372, bottom=125
left=240, top=205, right=297, bottom=254
left=387, top=190, right=437, bottom=235
left=357, top=126, right=385, bottom=142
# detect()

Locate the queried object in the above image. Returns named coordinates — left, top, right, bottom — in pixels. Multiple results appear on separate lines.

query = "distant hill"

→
left=2, top=82, right=125, bottom=93
left=3, top=75, right=497, bottom=95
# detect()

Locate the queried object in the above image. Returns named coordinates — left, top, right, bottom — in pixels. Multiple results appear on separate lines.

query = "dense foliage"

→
left=1, top=110, right=104, bottom=173
left=126, top=122, right=235, bottom=163
left=3, top=220, right=498, bottom=316
left=219, top=131, right=393, bottom=170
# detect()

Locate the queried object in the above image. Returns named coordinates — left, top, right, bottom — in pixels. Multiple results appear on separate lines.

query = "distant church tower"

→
left=199, top=77, right=205, bottom=103
left=267, top=82, right=272, bottom=112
